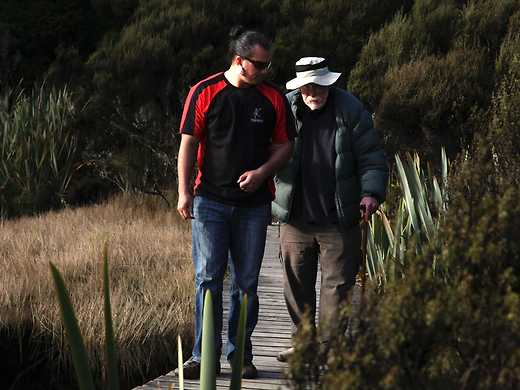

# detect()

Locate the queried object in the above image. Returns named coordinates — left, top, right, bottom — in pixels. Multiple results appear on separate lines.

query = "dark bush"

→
left=486, top=22, right=520, bottom=185
left=456, top=0, right=519, bottom=53
left=348, top=11, right=418, bottom=109
left=377, top=48, right=491, bottom=157
left=273, top=0, right=412, bottom=87
left=349, top=0, right=520, bottom=158
left=288, top=142, right=520, bottom=389
left=348, top=0, right=462, bottom=109
left=0, top=0, right=102, bottom=88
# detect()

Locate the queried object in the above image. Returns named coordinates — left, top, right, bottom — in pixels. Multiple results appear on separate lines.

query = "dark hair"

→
left=228, top=26, right=271, bottom=60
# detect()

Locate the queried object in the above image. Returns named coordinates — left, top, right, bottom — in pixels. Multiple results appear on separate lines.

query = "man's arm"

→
left=237, top=141, right=293, bottom=193
left=177, top=134, right=199, bottom=219
left=354, top=112, right=388, bottom=217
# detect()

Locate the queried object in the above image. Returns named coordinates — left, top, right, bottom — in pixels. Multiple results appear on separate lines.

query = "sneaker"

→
left=276, top=347, right=295, bottom=362
left=242, top=361, right=258, bottom=379
left=174, top=358, right=221, bottom=379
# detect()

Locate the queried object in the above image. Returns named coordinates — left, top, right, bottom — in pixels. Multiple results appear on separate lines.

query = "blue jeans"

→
left=190, top=195, right=270, bottom=363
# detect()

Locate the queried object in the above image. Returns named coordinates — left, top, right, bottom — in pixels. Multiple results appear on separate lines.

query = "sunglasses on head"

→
left=243, top=56, right=271, bottom=70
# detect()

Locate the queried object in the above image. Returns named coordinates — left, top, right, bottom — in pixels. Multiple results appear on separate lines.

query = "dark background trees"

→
left=1, top=0, right=519, bottom=215
left=2, top=1, right=520, bottom=388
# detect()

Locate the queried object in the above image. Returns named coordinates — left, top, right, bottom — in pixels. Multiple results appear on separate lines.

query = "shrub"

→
left=365, top=150, right=449, bottom=288
left=348, top=0, right=520, bottom=158
left=288, top=144, right=520, bottom=389
left=456, top=0, right=520, bottom=53
left=377, top=48, right=491, bottom=157
left=348, top=0, right=461, bottom=109
left=348, top=11, right=418, bottom=109
left=411, top=0, right=460, bottom=55
left=0, top=83, right=83, bottom=217
left=0, top=0, right=101, bottom=88
left=273, top=0, right=411, bottom=87
left=487, top=22, right=520, bottom=185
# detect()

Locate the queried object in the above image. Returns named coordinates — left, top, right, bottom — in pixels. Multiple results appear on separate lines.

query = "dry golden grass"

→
left=0, top=193, right=194, bottom=387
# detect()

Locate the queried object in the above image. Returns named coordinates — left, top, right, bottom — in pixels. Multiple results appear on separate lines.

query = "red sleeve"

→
left=179, top=84, right=204, bottom=139
left=272, top=93, right=288, bottom=144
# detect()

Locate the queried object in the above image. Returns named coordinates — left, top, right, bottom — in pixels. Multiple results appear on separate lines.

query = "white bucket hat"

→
left=286, top=57, right=341, bottom=90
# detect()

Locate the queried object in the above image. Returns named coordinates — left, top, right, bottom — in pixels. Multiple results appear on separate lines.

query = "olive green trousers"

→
left=280, top=222, right=361, bottom=341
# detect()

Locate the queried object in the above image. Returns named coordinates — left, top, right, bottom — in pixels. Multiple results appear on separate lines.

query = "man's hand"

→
left=360, top=196, right=379, bottom=220
left=237, top=141, right=293, bottom=193
left=237, top=169, right=267, bottom=193
left=177, top=134, right=198, bottom=221
left=177, top=192, right=194, bottom=220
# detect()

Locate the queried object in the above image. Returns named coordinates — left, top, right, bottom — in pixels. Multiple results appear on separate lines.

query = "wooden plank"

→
left=134, top=226, right=306, bottom=390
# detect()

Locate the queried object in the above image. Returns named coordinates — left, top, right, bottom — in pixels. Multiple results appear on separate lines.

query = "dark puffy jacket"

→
left=272, top=87, right=388, bottom=228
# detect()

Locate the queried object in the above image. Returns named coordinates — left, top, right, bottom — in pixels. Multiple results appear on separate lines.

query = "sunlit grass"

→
left=0, top=193, right=193, bottom=387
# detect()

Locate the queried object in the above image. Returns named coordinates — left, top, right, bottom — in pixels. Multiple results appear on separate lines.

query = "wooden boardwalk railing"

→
left=134, top=225, right=296, bottom=390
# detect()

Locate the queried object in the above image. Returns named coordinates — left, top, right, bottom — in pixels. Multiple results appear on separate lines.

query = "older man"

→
left=272, top=57, right=388, bottom=361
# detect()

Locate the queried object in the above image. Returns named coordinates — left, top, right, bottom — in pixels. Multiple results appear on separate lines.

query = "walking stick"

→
left=356, top=206, right=369, bottom=294
left=352, top=206, right=369, bottom=338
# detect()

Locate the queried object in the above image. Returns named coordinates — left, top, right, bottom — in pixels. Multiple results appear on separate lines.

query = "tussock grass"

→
left=0, top=193, right=194, bottom=388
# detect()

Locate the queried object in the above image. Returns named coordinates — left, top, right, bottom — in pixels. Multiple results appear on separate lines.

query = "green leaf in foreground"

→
left=200, top=289, right=216, bottom=390
left=230, top=293, right=248, bottom=390
left=49, top=262, right=95, bottom=390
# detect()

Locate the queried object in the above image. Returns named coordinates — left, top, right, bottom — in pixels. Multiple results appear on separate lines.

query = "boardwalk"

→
left=134, top=225, right=298, bottom=390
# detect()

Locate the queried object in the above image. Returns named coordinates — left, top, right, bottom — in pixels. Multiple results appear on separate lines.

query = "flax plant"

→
left=200, top=290, right=216, bottom=390
left=177, top=290, right=248, bottom=390
left=0, top=83, right=83, bottom=217
left=50, top=245, right=120, bottom=390
left=229, top=293, right=248, bottom=390
left=366, top=149, right=449, bottom=286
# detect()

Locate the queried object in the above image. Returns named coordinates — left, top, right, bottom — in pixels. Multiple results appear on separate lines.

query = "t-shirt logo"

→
left=251, top=107, right=264, bottom=123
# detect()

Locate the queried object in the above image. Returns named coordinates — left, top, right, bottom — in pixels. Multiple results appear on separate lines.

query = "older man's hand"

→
left=360, top=196, right=379, bottom=219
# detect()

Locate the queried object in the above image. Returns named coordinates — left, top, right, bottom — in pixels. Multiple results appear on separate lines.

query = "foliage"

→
left=0, top=82, right=84, bottom=217
left=288, top=142, right=520, bottom=389
left=76, top=98, right=178, bottom=199
left=348, top=0, right=461, bottom=109
left=230, top=294, right=248, bottom=390
left=200, top=289, right=216, bottom=389
left=0, top=0, right=101, bottom=88
left=0, top=0, right=142, bottom=89
left=50, top=245, right=118, bottom=390
left=348, top=0, right=520, bottom=158
left=177, top=336, right=184, bottom=389
left=178, top=290, right=248, bottom=390
left=456, top=0, right=519, bottom=52
left=273, top=0, right=412, bottom=85
left=365, top=149, right=448, bottom=287
left=487, top=11, right=520, bottom=183
left=378, top=49, right=490, bottom=156
left=51, top=242, right=248, bottom=390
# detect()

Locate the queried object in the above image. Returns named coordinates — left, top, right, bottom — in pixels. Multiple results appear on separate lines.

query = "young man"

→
left=272, top=57, right=388, bottom=362
left=176, top=29, right=293, bottom=379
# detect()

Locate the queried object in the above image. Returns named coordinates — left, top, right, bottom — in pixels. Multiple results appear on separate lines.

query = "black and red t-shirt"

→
left=180, top=72, right=292, bottom=206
